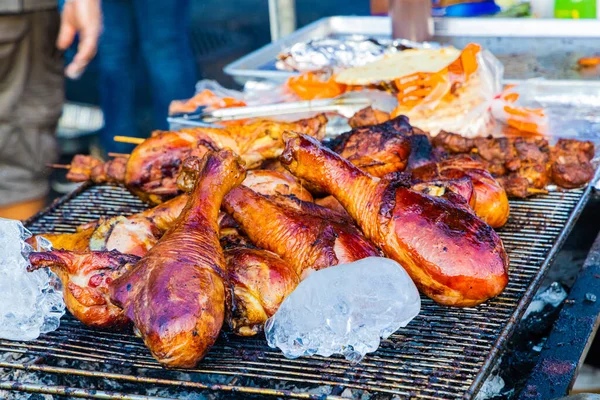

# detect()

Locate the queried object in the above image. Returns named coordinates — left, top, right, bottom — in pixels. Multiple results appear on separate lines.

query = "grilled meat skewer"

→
left=66, top=116, right=326, bottom=204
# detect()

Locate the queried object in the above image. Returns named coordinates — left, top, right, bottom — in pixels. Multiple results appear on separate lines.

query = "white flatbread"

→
left=334, top=47, right=461, bottom=85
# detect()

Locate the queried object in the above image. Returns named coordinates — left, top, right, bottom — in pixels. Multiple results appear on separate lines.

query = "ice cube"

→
left=264, top=257, right=421, bottom=363
left=522, top=282, right=567, bottom=320
left=0, top=218, right=65, bottom=341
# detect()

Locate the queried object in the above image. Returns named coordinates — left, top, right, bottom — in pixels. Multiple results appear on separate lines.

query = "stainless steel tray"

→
left=224, top=16, right=600, bottom=84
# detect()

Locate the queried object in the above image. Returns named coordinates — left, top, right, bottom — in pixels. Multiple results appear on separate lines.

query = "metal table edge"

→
left=517, top=229, right=600, bottom=399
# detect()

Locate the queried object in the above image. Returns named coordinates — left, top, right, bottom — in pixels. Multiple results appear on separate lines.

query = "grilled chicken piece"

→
left=28, top=250, right=139, bottom=330
left=348, top=106, right=391, bottom=128
left=550, top=138, right=595, bottom=188
left=241, top=170, right=313, bottom=202
left=34, top=170, right=309, bottom=255
left=433, top=130, right=475, bottom=154
left=32, top=195, right=189, bottom=256
left=221, top=232, right=299, bottom=336
left=222, top=186, right=381, bottom=280
left=281, top=132, right=509, bottom=307
left=67, top=116, right=326, bottom=204
left=411, top=155, right=510, bottom=228
left=326, top=115, right=412, bottom=177
left=433, top=132, right=596, bottom=194
left=110, top=151, right=246, bottom=368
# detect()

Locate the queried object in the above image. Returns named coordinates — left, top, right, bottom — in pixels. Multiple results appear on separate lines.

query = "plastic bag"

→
left=490, top=84, right=549, bottom=135
left=168, top=80, right=246, bottom=116
left=391, top=45, right=504, bottom=137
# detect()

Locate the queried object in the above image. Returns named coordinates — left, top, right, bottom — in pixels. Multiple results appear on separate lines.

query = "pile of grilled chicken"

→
left=28, top=108, right=595, bottom=368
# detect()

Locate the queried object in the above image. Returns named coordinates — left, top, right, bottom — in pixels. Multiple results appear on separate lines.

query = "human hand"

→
left=56, top=0, right=102, bottom=79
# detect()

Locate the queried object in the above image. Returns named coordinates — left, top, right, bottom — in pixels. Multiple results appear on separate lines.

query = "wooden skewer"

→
left=108, top=152, right=130, bottom=158
left=527, top=187, right=549, bottom=195
left=113, top=136, right=144, bottom=145
left=47, top=163, right=71, bottom=169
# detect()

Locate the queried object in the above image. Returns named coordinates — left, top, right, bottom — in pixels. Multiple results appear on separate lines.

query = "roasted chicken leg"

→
left=110, top=151, right=246, bottom=367
left=222, top=186, right=382, bottom=279
left=281, top=132, right=509, bottom=307
left=67, top=116, right=326, bottom=204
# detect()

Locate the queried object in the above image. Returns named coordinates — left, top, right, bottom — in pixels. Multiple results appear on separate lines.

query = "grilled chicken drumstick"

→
left=221, top=186, right=382, bottom=280
left=110, top=151, right=246, bottom=368
left=281, top=132, right=509, bottom=307
left=66, top=116, right=326, bottom=204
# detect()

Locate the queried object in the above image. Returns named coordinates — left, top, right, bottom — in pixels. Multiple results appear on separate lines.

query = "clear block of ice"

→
left=265, top=257, right=421, bottom=363
left=0, top=218, right=65, bottom=341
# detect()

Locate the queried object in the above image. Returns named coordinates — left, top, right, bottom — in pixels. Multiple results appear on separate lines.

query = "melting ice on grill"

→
left=265, top=257, right=421, bottom=363
left=0, top=218, right=65, bottom=341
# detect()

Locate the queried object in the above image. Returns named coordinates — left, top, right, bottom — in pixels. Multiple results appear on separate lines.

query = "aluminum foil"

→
left=276, top=35, right=441, bottom=72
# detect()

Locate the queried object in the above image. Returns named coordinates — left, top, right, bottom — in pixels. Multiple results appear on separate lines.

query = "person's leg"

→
left=133, top=0, right=198, bottom=131
left=97, top=0, right=139, bottom=154
left=0, top=10, right=63, bottom=220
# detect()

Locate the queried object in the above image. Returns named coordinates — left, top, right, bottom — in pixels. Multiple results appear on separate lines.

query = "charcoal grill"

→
left=0, top=181, right=597, bottom=399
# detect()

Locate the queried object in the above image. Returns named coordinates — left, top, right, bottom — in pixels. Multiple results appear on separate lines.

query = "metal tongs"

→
left=168, top=94, right=373, bottom=127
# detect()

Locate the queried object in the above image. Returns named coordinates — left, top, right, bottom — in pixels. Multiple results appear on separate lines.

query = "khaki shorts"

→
left=0, top=9, right=63, bottom=206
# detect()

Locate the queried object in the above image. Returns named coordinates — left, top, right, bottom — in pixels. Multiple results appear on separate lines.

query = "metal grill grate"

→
left=0, top=183, right=593, bottom=399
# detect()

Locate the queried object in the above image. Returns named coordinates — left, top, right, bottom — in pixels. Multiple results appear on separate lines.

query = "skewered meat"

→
left=67, top=116, right=326, bottom=204
left=550, top=138, right=595, bottom=188
left=281, top=132, right=509, bottom=307
left=348, top=106, right=391, bottom=128
left=222, top=186, right=381, bottom=280
left=411, top=155, right=510, bottom=228
left=326, top=115, right=412, bottom=177
left=28, top=250, right=139, bottom=330
left=110, top=151, right=246, bottom=367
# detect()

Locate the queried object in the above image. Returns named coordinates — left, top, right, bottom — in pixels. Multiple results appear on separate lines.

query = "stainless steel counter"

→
left=225, top=16, right=600, bottom=83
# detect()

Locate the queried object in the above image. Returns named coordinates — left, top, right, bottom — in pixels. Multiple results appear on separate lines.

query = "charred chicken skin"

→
left=326, top=115, right=412, bottom=177
left=222, top=186, right=382, bottom=280
left=67, top=116, right=326, bottom=204
left=281, top=132, right=509, bottom=307
left=110, top=151, right=246, bottom=368
left=348, top=106, right=391, bottom=128
left=28, top=250, right=139, bottom=330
